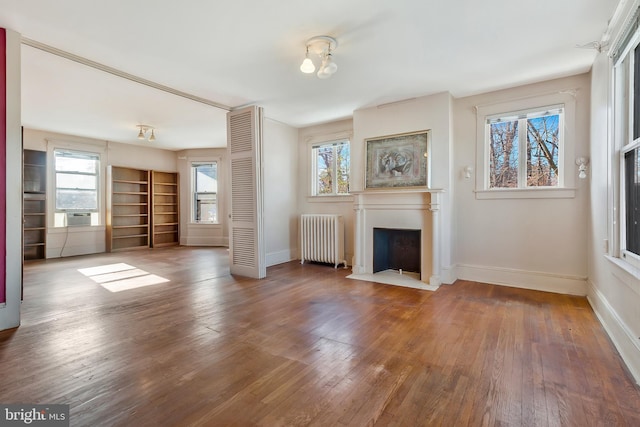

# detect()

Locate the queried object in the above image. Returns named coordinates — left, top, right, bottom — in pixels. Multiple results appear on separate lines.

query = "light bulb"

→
left=323, top=54, right=337, bottom=74
left=300, top=57, right=315, bottom=73
left=578, top=165, right=587, bottom=179
left=148, top=129, right=156, bottom=142
left=317, top=66, right=332, bottom=79
left=137, top=128, right=145, bottom=140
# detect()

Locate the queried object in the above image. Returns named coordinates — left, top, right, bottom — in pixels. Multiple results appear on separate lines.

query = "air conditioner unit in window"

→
left=66, top=212, right=91, bottom=227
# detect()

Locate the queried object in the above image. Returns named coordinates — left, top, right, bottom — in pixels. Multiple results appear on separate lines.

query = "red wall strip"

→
left=0, top=28, right=6, bottom=304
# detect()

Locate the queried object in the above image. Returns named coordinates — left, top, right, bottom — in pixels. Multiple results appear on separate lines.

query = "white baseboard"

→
left=47, top=244, right=105, bottom=259
left=587, top=281, right=640, bottom=385
left=181, top=236, right=228, bottom=247
left=266, top=249, right=295, bottom=267
left=440, top=264, right=457, bottom=285
left=457, top=264, right=587, bottom=295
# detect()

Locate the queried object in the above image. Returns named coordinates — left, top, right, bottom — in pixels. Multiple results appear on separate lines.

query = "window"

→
left=192, top=162, right=218, bottom=223
left=615, top=30, right=640, bottom=265
left=311, top=140, right=350, bottom=196
left=487, top=106, right=564, bottom=189
left=475, top=92, right=576, bottom=200
left=54, top=149, right=99, bottom=212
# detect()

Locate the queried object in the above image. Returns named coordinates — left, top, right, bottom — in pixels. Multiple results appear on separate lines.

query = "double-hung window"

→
left=486, top=106, right=564, bottom=189
left=311, top=140, right=350, bottom=196
left=54, top=149, right=99, bottom=212
left=192, top=162, right=218, bottom=223
left=614, top=28, right=640, bottom=266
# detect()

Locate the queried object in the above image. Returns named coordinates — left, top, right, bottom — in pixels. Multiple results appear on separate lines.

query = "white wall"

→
left=588, top=47, right=640, bottom=382
left=176, top=148, right=228, bottom=247
left=453, top=74, right=591, bottom=295
left=353, top=93, right=455, bottom=282
left=22, top=128, right=176, bottom=258
left=297, top=119, right=354, bottom=263
left=264, top=118, right=298, bottom=266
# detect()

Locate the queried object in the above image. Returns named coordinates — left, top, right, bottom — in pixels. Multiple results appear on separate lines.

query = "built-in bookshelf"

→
left=150, top=171, right=179, bottom=247
left=106, top=166, right=150, bottom=252
left=23, top=149, right=47, bottom=261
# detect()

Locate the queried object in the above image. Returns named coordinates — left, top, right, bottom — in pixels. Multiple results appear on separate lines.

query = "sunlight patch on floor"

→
left=78, top=263, right=170, bottom=292
left=78, top=263, right=135, bottom=276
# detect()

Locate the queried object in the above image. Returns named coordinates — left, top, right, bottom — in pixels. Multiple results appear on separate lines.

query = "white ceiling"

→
left=0, top=0, right=619, bottom=150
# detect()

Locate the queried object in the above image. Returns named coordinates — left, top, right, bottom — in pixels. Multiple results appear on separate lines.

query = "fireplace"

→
left=373, top=228, right=421, bottom=274
left=350, top=189, right=443, bottom=288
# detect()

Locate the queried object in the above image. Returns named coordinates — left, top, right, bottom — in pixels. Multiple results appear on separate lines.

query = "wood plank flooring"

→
left=1, top=246, right=639, bottom=426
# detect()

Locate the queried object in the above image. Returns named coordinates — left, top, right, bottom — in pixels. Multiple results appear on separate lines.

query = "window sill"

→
left=605, top=255, right=640, bottom=298
left=307, top=195, right=354, bottom=203
left=189, top=222, right=221, bottom=227
left=475, top=187, right=577, bottom=200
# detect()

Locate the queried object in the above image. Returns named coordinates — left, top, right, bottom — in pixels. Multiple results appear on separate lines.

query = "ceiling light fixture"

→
left=300, top=36, right=338, bottom=79
left=137, top=125, right=156, bottom=142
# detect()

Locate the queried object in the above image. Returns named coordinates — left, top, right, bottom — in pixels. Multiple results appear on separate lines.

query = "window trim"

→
left=475, top=92, right=578, bottom=199
left=190, top=159, right=219, bottom=224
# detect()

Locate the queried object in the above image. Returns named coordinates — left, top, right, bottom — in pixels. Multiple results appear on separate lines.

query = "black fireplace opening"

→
left=373, top=228, right=421, bottom=274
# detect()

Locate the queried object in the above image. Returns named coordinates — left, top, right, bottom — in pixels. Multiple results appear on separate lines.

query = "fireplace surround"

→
left=351, top=189, right=443, bottom=288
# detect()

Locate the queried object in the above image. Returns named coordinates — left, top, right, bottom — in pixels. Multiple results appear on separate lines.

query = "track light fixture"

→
left=137, top=125, right=156, bottom=142
left=300, top=36, right=338, bottom=79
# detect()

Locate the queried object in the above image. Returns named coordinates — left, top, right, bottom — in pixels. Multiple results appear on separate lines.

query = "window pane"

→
left=55, top=155, right=98, bottom=173
left=54, top=150, right=99, bottom=213
left=195, top=164, right=217, bottom=193
left=316, top=146, right=334, bottom=195
left=56, top=189, right=98, bottom=210
left=489, top=120, right=519, bottom=188
left=196, top=193, right=217, bottom=222
left=625, top=148, right=640, bottom=255
left=337, top=143, right=350, bottom=194
left=56, top=173, right=97, bottom=190
left=526, top=114, right=559, bottom=187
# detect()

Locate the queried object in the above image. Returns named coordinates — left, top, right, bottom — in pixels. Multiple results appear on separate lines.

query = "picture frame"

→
left=365, top=129, right=430, bottom=189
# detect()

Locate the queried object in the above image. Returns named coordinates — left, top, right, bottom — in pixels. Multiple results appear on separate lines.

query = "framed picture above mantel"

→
left=365, top=129, right=431, bottom=189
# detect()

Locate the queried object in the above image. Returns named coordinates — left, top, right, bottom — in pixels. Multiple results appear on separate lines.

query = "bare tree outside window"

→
left=316, top=146, right=333, bottom=195
left=489, top=120, right=519, bottom=188
left=527, top=115, right=559, bottom=186
left=313, top=141, right=350, bottom=195
left=488, top=108, right=562, bottom=189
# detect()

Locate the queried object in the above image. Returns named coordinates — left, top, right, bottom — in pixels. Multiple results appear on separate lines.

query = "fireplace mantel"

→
left=352, top=189, right=444, bottom=286
left=351, top=189, right=443, bottom=210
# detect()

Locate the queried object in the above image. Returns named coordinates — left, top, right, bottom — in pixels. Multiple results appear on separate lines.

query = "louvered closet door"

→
left=227, top=106, right=266, bottom=278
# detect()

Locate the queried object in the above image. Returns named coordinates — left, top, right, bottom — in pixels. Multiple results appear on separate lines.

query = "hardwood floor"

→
left=2, top=246, right=639, bottom=426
